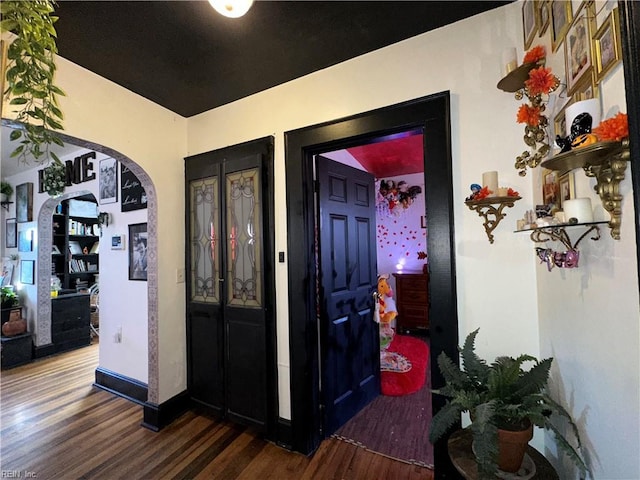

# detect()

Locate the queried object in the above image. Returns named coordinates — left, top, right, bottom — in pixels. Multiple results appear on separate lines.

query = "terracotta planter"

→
left=497, top=423, right=533, bottom=473
left=2, top=314, right=27, bottom=337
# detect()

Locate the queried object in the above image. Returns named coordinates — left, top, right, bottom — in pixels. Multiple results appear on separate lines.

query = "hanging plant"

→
left=42, top=160, right=66, bottom=197
left=1, top=0, right=66, bottom=168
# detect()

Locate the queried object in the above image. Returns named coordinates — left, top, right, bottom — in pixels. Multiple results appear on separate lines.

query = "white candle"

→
left=563, top=198, right=593, bottom=223
left=482, top=171, right=498, bottom=197
left=502, top=48, right=518, bottom=76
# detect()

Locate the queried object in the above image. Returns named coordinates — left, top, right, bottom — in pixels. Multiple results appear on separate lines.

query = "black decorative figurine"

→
left=555, top=112, right=593, bottom=153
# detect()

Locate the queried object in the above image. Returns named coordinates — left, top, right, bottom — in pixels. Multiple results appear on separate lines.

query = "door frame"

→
left=284, top=91, right=460, bottom=475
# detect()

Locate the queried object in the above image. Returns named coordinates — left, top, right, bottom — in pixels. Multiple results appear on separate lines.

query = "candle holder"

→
left=465, top=196, right=521, bottom=244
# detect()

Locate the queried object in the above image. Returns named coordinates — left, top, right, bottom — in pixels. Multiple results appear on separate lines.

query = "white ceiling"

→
left=1, top=125, right=86, bottom=178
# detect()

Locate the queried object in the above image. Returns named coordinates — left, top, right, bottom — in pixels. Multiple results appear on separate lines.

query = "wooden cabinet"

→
left=51, top=293, right=91, bottom=353
left=393, top=273, right=429, bottom=332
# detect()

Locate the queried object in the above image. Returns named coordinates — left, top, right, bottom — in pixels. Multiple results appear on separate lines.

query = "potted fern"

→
left=429, top=329, right=589, bottom=478
left=1, top=181, right=13, bottom=202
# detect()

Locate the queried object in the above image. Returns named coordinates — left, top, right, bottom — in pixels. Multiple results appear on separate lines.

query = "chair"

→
left=89, top=283, right=99, bottom=338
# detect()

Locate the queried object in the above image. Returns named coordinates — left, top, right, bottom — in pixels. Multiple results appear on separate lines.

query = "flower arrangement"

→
left=514, top=46, right=560, bottom=176
left=593, top=112, right=629, bottom=142
left=376, top=179, right=422, bottom=216
left=42, top=160, right=67, bottom=197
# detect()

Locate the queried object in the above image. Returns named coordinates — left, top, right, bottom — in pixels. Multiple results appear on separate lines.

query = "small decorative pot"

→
left=497, top=423, right=534, bottom=473
left=2, top=313, right=27, bottom=337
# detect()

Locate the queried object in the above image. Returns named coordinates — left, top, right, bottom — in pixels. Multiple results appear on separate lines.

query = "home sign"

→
left=37, top=152, right=97, bottom=193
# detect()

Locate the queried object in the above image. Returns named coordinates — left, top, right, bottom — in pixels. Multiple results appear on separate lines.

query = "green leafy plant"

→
left=1, top=181, right=14, bottom=197
left=1, top=286, right=19, bottom=309
left=1, top=0, right=66, bottom=180
left=429, top=328, right=589, bottom=478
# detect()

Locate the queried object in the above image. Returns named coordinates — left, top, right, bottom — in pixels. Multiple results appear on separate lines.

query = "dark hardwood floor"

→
left=0, top=342, right=434, bottom=479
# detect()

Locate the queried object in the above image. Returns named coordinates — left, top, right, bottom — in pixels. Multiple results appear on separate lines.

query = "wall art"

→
left=564, top=3, right=594, bottom=95
left=551, top=0, right=573, bottom=52
left=593, top=8, right=621, bottom=83
left=20, top=260, right=34, bottom=285
left=99, top=157, right=118, bottom=204
left=129, top=223, right=148, bottom=281
left=15, top=182, right=33, bottom=223
left=18, top=230, right=32, bottom=252
left=120, top=164, right=147, bottom=212
left=522, top=0, right=537, bottom=49
left=5, top=218, right=17, bottom=248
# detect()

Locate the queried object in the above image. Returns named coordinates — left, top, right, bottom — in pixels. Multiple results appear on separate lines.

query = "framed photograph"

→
left=573, top=71, right=598, bottom=101
left=18, top=230, right=32, bottom=252
left=551, top=0, right=573, bottom=52
left=16, top=182, right=33, bottom=223
left=542, top=169, right=560, bottom=208
left=564, top=3, right=594, bottom=95
left=99, top=157, right=118, bottom=204
left=1, top=260, right=15, bottom=287
left=5, top=218, right=17, bottom=248
left=20, top=260, right=34, bottom=285
left=558, top=172, right=575, bottom=209
left=554, top=100, right=572, bottom=143
left=522, top=0, right=537, bottom=49
left=128, top=223, right=148, bottom=281
left=593, top=8, right=621, bottom=83
left=537, top=0, right=550, bottom=37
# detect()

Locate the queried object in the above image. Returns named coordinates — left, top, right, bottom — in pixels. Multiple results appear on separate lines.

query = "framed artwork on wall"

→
left=564, top=3, right=594, bottom=95
left=15, top=182, right=33, bottom=223
left=593, top=8, right=621, bottom=83
left=572, top=71, right=598, bottom=101
left=120, top=164, right=147, bottom=212
left=558, top=172, right=575, bottom=209
left=542, top=169, right=560, bottom=208
left=20, top=260, right=34, bottom=285
left=554, top=100, right=572, bottom=142
left=551, top=0, right=573, bottom=52
left=128, top=223, right=148, bottom=281
left=5, top=218, right=17, bottom=248
left=522, top=0, right=537, bottom=49
left=18, top=230, right=32, bottom=252
left=537, top=0, right=550, bottom=37
left=99, top=157, right=118, bottom=204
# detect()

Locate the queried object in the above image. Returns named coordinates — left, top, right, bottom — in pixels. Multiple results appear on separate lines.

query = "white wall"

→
left=2, top=1, right=638, bottom=477
left=3, top=150, right=149, bottom=383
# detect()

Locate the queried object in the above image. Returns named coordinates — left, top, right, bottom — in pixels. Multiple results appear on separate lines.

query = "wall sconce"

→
left=208, top=0, right=253, bottom=18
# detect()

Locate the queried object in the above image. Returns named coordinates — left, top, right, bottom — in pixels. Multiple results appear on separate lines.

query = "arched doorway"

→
left=1, top=118, right=159, bottom=405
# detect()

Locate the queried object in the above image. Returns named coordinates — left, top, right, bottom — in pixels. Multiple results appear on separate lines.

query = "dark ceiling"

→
left=54, top=1, right=511, bottom=118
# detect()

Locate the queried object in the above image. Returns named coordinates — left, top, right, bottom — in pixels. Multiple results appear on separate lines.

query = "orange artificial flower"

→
left=525, top=67, right=559, bottom=96
left=475, top=186, right=492, bottom=200
left=593, top=113, right=629, bottom=141
left=517, top=104, right=541, bottom=126
left=523, top=45, right=545, bottom=64
left=507, top=188, right=520, bottom=197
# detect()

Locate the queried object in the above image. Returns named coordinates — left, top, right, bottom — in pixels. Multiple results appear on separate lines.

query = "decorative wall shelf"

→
left=1, top=201, right=14, bottom=212
left=540, top=139, right=630, bottom=240
left=465, top=196, right=521, bottom=244
left=515, top=221, right=607, bottom=251
left=496, top=62, right=539, bottom=92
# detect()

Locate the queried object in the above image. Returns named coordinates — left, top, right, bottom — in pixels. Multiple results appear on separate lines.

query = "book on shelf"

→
left=52, top=244, right=61, bottom=254
left=89, top=241, right=99, bottom=254
left=69, top=241, right=83, bottom=255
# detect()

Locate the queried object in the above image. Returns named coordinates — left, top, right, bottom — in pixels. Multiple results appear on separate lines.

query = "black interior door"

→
left=316, top=155, right=380, bottom=436
left=185, top=138, right=275, bottom=432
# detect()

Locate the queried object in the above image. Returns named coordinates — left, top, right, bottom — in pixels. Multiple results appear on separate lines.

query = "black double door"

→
left=185, top=138, right=275, bottom=432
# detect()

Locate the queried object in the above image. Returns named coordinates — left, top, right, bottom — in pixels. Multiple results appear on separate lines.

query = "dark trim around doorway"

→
left=284, top=92, right=460, bottom=477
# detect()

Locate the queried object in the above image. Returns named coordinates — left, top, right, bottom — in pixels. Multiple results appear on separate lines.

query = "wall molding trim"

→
left=142, top=391, right=190, bottom=432
left=94, top=366, right=148, bottom=405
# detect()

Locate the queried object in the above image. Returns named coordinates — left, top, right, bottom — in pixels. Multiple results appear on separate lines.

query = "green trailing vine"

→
left=1, top=0, right=66, bottom=191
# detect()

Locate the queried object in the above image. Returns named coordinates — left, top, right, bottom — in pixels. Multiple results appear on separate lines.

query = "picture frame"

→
left=593, top=8, right=621, bottom=83
left=18, top=230, right=32, bottom=252
left=554, top=99, right=572, bottom=144
left=99, top=157, right=118, bottom=204
left=564, top=3, right=594, bottom=95
left=573, top=71, right=598, bottom=101
left=128, top=223, right=148, bottom=281
left=1, top=260, right=14, bottom=287
left=537, top=0, right=550, bottom=37
left=120, top=164, right=147, bottom=212
left=542, top=169, right=560, bottom=208
left=558, top=172, right=575, bottom=209
left=5, top=218, right=17, bottom=248
left=15, top=182, right=34, bottom=223
left=522, top=0, right=537, bottom=49
left=551, top=0, right=573, bottom=52
left=20, top=260, right=34, bottom=285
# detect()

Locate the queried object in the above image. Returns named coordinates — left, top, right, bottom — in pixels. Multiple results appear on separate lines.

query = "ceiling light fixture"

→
left=208, top=0, right=253, bottom=18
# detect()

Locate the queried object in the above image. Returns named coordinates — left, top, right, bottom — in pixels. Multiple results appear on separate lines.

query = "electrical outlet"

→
left=176, top=268, right=185, bottom=283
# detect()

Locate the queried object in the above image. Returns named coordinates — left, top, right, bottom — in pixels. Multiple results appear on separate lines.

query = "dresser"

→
left=392, top=272, right=429, bottom=332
